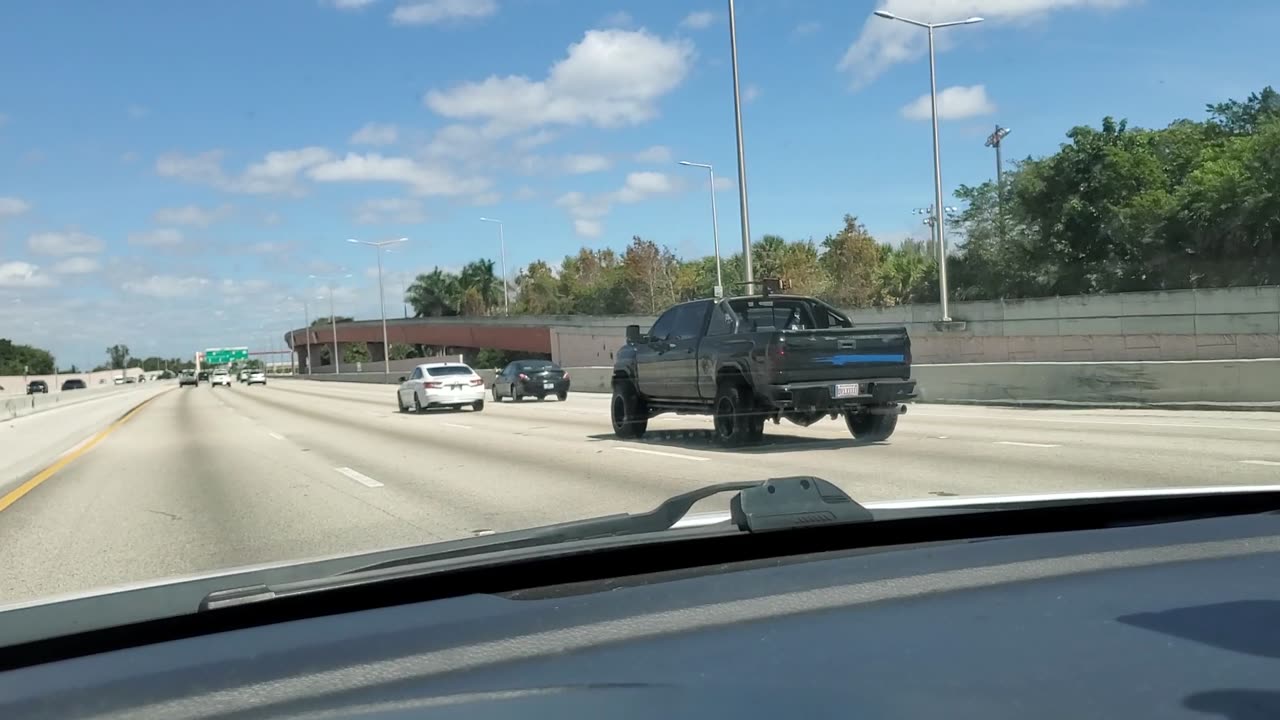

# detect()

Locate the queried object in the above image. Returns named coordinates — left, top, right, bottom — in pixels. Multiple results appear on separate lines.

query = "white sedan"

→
left=397, top=362, right=485, bottom=413
left=247, top=371, right=267, bottom=386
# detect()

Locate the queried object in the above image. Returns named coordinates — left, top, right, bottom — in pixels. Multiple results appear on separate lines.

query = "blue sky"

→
left=1, top=0, right=1277, bottom=367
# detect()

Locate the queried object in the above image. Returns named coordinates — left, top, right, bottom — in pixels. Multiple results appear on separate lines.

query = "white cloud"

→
left=563, top=154, right=611, bottom=174
left=27, top=231, right=105, bottom=256
left=127, top=104, right=149, bottom=119
left=513, top=129, right=557, bottom=150
left=128, top=228, right=185, bottom=247
left=350, top=122, right=399, bottom=146
left=327, top=0, right=378, bottom=8
left=555, top=172, right=683, bottom=237
left=573, top=219, right=603, bottom=238
left=308, top=152, right=488, bottom=196
left=601, top=11, right=634, bottom=28
left=153, top=204, right=232, bottom=227
left=424, top=29, right=694, bottom=133
left=355, top=197, right=426, bottom=224
left=155, top=150, right=226, bottom=186
left=52, top=256, right=100, bottom=274
left=713, top=175, right=735, bottom=192
left=0, top=196, right=30, bottom=218
left=0, top=113, right=7, bottom=128
left=514, top=185, right=538, bottom=200
left=392, top=0, right=496, bottom=25
left=633, top=145, right=672, bottom=164
left=248, top=241, right=296, bottom=255
left=900, top=84, right=995, bottom=120
left=680, top=11, right=715, bottom=29
left=840, top=0, right=1135, bottom=89
left=262, top=212, right=283, bottom=226
left=470, top=191, right=501, bottom=206
left=744, top=84, right=761, bottom=103
left=155, top=147, right=331, bottom=195
left=236, top=147, right=332, bottom=194
left=0, top=261, right=54, bottom=288
left=123, top=275, right=210, bottom=298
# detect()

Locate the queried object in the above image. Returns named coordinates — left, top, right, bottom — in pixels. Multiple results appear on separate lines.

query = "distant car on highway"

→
left=113, top=377, right=126, bottom=386
left=397, top=362, right=485, bottom=413
left=197, top=371, right=210, bottom=383
left=60, top=378, right=86, bottom=391
left=491, top=360, right=570, bottom=402
left=238, top=370, right=249, bottom=383
left=246, top=370, right=267, bottom=386
left=26, top=380, right=48, bottom=395
left=210, top=370, right=232, bottom=388
left=179, top=372, right=198, bottom=388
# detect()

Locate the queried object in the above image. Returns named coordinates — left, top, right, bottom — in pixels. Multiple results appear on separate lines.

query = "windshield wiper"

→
left=200, top=476, right=873, bottom=611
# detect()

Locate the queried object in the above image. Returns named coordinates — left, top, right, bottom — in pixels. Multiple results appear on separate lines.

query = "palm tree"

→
left=405, top=268, right=459, bottom=317
left=458, top=259, right=500, bottom=313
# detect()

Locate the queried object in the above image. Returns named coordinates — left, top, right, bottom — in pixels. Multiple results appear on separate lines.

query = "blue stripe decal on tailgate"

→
left=814, top=353, right=905, bottom=365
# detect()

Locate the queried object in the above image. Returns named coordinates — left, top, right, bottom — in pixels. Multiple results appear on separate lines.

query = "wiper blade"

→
left=200, top=476, right=872, bottom=611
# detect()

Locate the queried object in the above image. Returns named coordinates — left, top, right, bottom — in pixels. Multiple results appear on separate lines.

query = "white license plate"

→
left=832, top=383, right=862, bottom=398
left=543, top=382, right=555, bottom=389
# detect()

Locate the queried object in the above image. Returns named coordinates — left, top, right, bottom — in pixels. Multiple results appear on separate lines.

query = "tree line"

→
left=402, top=86, right=1277, bottom=318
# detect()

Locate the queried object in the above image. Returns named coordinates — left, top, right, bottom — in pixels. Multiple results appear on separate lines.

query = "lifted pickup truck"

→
left=611, top=292, right=916, bottom=446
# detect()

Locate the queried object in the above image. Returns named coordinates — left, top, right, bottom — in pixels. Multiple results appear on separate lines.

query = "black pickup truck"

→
left=611, top=292, right=916, bottom=446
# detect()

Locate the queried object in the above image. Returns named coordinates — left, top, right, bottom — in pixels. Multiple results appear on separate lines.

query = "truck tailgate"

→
left=770, top=326, right=910, bottom=384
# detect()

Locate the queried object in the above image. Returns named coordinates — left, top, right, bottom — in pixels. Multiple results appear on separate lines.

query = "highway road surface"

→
left=2, top=378, right=1280, bottom=604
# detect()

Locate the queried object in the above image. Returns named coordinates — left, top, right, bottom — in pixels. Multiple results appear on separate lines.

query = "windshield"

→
left=1, top=2, right=1276, bottom=621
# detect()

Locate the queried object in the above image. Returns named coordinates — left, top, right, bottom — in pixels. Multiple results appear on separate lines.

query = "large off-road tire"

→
left=713, top=383, right=757, bottom=447
left=845, top=407, right=898, bottom=442
left=611, top=380, right=648, bottom=439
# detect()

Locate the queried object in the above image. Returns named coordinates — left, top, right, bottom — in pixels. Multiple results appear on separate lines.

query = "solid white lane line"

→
left=1240, top=460, right=1280, bottom=467
left=334, top=466, right=383, bottom=488
left=268, top=432, right=285, bottom=440
left=994, top=441, right=1062, bottom=448
left=613, top=446, right=709, bottom=462
left=443, top=422, right=472, bottom=430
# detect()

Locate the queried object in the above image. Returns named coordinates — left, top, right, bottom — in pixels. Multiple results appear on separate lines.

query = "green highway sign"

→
left=203, top=347, right=249, bottom=365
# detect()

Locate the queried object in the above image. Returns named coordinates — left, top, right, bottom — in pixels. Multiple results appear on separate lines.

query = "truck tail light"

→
left=562, top=370, right=569, bottom=380
left=518, top=373, right=529, bottom=381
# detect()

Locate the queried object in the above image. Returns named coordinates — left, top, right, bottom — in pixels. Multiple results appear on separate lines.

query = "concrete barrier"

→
left=292, top=360, right=1280, bottom=410
left=0, top=381, right=166, bottom=421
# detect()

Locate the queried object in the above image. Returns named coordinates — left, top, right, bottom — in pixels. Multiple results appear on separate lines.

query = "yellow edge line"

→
left=0, top=391, right=168, bottom=513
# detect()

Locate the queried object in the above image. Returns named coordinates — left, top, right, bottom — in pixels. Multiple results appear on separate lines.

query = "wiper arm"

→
left=200, top=476, right=873, bottom=611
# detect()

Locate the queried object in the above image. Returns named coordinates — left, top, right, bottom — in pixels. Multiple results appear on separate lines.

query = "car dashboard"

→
left=2, top=510, right=1279, bottom=719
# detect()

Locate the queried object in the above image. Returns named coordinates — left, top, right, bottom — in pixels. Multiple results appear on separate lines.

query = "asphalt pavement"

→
left=2, top=378, right=1279, bottom=604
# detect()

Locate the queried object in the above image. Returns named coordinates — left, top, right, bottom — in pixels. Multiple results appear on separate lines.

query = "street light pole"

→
left=727, top=0, right=754, bottom=287
left=347, top=237, right=408, bottom=375
left=873, top=10, right=983, bottom=323
left=678, top=160, right=724, bottom=298
left=479, top=218, right=509, bottom=315
left=310, top=272, right=352, bottom=373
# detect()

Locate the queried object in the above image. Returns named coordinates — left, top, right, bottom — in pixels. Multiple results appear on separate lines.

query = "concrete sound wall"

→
left=296, top=359, right=1280, bottom=410
left=545, top=286, right=1280, bottom=367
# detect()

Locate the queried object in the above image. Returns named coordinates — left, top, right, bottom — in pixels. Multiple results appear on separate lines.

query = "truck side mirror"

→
left=625, top=324, right=642, bottom=345
left=398, top=376, right=407, bottom=383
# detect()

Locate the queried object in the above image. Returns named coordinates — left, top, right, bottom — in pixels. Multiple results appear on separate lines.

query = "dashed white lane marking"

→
left=268, top=432, right=285, bottom=440
left=1240, top=460, right=1280, bottom=467
left=613, top=446, right=709, bottom=462
left=443, top=422, right=472, bottom=430
left=334, top=466, right=383, bottom=488
left=912, top=412, right=1280, bottom=434
left=994, top=441, right=1061, bottom=448
left=366, top=411, right=384, bottom=417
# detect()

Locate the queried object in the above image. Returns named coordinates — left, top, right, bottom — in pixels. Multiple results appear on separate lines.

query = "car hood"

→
left=2, top=484, right=1279, bottom=648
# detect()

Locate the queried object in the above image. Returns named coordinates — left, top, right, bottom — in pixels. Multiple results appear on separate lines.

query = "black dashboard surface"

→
left=4, top=511, right=1280, bottom=719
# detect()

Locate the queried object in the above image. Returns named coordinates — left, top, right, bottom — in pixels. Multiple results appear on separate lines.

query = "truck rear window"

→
left=728, top=299, right=851, bottom=331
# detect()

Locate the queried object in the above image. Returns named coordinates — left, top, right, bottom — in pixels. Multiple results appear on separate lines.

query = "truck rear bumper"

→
left=762, top=378, right=917, bottom=411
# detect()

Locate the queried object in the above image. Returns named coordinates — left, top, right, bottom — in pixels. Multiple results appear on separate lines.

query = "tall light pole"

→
left=985, top=125, right=1011, bottom=191
left=873, top=10, right=983, bottom=322
left=678, top=160, right=724, bottom=298
left=727, top=0, right=754, bottom=287
left=347, top=237, right=408, bottom=375
left=478, top=217, right=509, bottom=315
left=309, top=273, right=352, bottom=373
